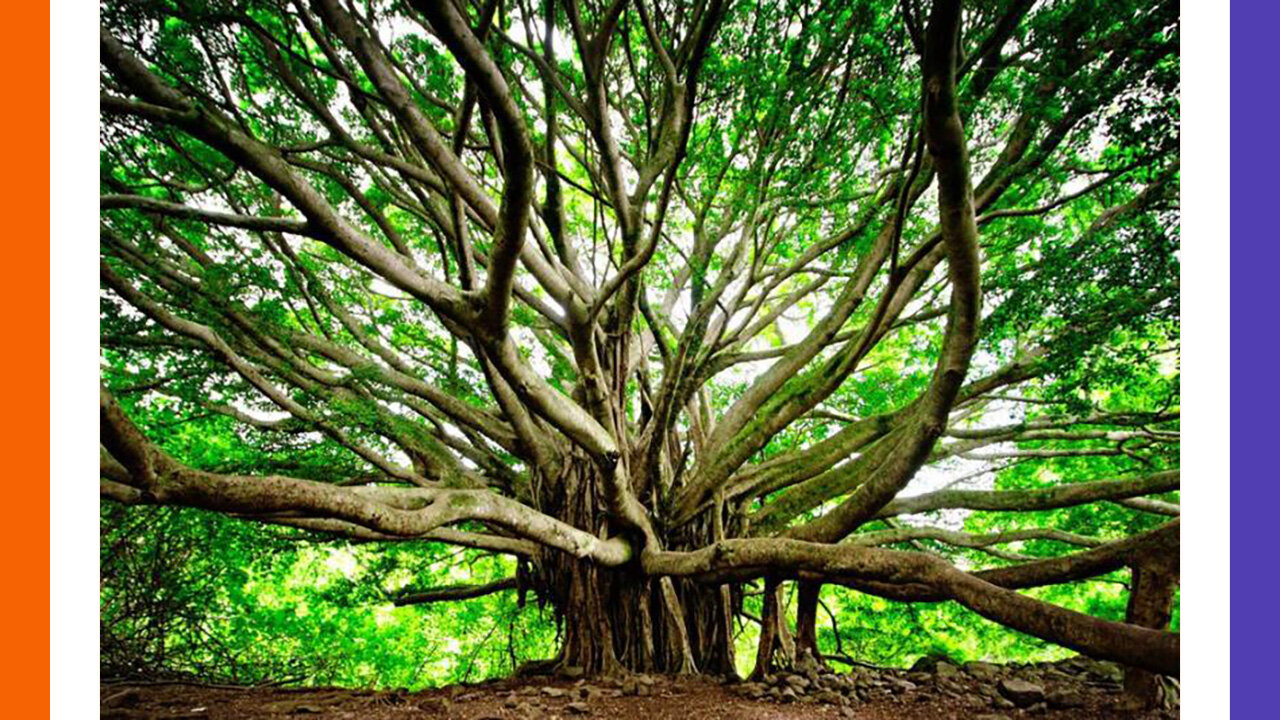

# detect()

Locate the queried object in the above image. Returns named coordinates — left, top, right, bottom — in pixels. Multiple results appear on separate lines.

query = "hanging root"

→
left=659, top=577, right=699, bottom=675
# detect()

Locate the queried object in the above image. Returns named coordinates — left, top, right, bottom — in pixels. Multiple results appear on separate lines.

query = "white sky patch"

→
left=504, top=15, right=575, bottom=59
left=324, top=547, right=361, bottom=579
left=370, top=276, right=409, bottom=298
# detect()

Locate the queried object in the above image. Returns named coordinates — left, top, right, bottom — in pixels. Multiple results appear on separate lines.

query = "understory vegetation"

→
left=101, top=496, right=1177, bottom=687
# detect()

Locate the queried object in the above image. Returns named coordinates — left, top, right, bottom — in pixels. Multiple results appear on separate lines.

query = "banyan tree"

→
left=99, top=0, right=1181, bottom=688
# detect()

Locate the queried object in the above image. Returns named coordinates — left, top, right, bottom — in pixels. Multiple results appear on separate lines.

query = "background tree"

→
left=99, top=0, right=1180, bottom=685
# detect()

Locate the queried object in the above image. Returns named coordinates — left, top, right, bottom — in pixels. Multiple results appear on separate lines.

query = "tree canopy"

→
left=99, top=0, right=1180, bottom=683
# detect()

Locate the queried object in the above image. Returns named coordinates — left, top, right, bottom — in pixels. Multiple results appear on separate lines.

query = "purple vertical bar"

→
left=1232, top=0, right=1278, bottom=713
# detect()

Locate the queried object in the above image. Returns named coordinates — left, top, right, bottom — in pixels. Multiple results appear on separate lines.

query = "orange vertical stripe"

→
left=4, top=1, right=52, bottom=716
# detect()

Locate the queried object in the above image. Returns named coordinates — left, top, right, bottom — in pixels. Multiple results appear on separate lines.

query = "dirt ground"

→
left=100, top=669, right=1177, bottom=720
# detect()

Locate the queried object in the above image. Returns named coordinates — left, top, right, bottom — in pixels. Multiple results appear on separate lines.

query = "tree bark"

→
left=534, top=458, right=735, bottom=677
left=545, top=562, right=738, bottom=676
left=750, top=577, right=781, bottom=680
left=794, top=581, right=824, bottom=669
left=1123, top=555, right=1179, bottom=708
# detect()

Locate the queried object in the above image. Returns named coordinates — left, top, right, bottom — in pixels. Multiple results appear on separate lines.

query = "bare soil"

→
left=100, top=669, right=1177, bottom=720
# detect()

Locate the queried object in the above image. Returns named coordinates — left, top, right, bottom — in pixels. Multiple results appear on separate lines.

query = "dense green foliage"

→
left=100, top=0, right=1179, bottom=686
left=103, top=505, right=559, bottom=685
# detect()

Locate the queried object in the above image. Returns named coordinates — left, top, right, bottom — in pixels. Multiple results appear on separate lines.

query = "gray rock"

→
left=888, top=678, right=918, bottom=694
left=780, top=686, right=798, bottom=703
left=541, top=686, right=568, bottom=698
left=1088, top=660, right=1125, bottom=684
left=566, top=701, right=591, bottom=715
left=815, top=690, right=844, bottom=704
left=911, top=653, right=959, bottom=673
left=784, top=673, right=811, bottom=690
left=1046, top=688, right=1087, bottom=709
left=966, top=661, right=1001, bottom=679
left=935, top=662, right=960, bottom=679
left=998, top=678, right=1045, bottom=708
left=1044, top=668, right=1075, bottom=683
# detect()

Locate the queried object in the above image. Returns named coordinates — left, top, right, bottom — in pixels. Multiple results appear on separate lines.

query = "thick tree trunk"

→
left=1122, top=556, right=1178, bottom=708
left=532, top=458, right=737, bottom=677
left=794, top=581, right=824, bottom=669
left=540, top=555, right=738, bottom=676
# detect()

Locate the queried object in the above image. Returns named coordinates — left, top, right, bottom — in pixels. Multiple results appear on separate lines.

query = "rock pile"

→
left=476, top=673, right=677, bottom=718
left=726, top=655, right=1160, bottom=717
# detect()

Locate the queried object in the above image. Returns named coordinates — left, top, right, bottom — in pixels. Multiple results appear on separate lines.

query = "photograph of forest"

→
left=98, top=0, right=1181, bottom=717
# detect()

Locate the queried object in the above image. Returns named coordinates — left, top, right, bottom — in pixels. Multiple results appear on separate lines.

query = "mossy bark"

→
left=1122, top=556, right=1178, bottom=708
